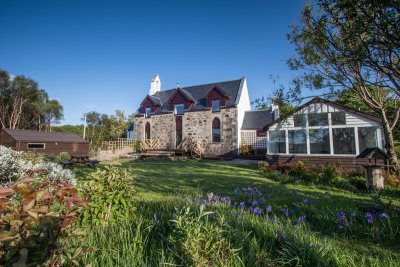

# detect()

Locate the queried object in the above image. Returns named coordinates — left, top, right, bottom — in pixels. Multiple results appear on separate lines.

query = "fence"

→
left=101, top=138, right=137, bottom=151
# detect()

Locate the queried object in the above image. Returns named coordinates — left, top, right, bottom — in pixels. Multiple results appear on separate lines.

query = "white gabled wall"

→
left=236, top=78, right=251, bottom=154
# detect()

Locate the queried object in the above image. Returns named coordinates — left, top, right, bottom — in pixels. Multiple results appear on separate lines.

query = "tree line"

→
left=0, top=69, right=63, bottom=131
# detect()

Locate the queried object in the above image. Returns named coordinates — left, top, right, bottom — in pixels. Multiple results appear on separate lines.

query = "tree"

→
left=0, top=70, right=40, bottom=129
left=287, top=0, right=400, bottom=172
left=42, top=99, right=63, bottom=132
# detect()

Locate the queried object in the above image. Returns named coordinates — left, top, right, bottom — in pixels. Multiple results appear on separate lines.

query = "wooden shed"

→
left=0, top=128, right=89, bottom=156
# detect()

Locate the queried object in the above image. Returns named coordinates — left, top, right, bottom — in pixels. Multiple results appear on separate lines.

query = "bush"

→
left=0, top=146, right=76, bottom=187
left=240, top=143, right=253, bottom=155
left=79, top=164, right=135, bottom=226
left=169, top=205, right=240, bottom=266
left=0, top=146, right=32, bottom=186
left=0, top=174, right=87, bottom=266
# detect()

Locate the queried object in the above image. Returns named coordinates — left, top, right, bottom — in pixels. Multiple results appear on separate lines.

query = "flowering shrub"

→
left=0, top=146, right=76, bottom=186
left=239, top=143, right=253, bottom=155
left=0, top=175, right=87, bottom=266
left=0, top=146, right=33, bottom=186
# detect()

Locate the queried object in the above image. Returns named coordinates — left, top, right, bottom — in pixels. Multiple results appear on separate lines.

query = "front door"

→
left=176, top=116, right=182, bottom=148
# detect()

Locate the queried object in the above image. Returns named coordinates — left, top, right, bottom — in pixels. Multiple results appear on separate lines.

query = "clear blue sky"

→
left=0, top=0, right=306, bottom=125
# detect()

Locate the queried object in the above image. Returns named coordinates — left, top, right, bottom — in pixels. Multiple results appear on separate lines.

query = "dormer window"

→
left=212, top=100, right=220, bottom=112
left=145, top=108, right=152, bottom=118
left=175, top=104, right=184, bottom=115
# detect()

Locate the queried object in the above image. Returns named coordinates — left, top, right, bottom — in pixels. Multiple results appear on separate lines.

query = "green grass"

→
left=68, top=159, right=400, bottom=266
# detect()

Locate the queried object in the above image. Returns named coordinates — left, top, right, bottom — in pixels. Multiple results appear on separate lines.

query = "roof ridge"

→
left=153, top=78, right=243, bottom=94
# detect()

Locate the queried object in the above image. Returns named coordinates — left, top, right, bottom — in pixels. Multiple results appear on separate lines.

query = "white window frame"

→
left=145, top=108, right=152, bottom=118
left=267, top=110, right=381, bottom=157
left=27, top=143, right=45, bottom=149
left=211, top=99, right=220, bottom=112
left=174, top=104, right=185, bottom=115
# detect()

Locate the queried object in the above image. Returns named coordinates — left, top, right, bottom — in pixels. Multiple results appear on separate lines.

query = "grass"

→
left=68, top=159, right=400, bottom=266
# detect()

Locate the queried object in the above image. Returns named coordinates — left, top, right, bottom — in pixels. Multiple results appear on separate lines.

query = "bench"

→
left=86, top=160, right=100, bottom=168
left=62, top=161, right=73, bottom=169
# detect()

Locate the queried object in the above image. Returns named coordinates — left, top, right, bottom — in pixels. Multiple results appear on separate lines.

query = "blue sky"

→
left=0, top=0, right=306, bottom=125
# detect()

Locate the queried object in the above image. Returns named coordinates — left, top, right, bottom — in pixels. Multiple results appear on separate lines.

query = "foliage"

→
left=0, top=146, right=76, bottom=187
left=64, top=160, right=400, bottom=266
left=287, top=0, right=400, bottom=172
left=132, top=139, right=141, bottom=153
left=258, top=160, right=368, bottom=191
left=79, top=164, right=135, bottom=226
left=0, top=175, right=87, bottom=266
left=0, top=69, right=63, bottom=130
left=239, top=143, right=253, bottom=155
left=169, top=205, right=241, bottom=266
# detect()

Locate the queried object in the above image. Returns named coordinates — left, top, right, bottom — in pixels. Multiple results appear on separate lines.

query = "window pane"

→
left=212, top=118, right=221, bottom=142
left=293, top=114, right=306, bottom=127
left=309, top=128, right=330, bottom=154
left=145, top=108, right=151, bottom=118
left=288, top=130, right=307, bottom=154
left=332, top=112, right=346, bottom=125
left=27, top=143, right=45, bottom=149
left=175, top=104, right=184, bottom=115
left=358, top=127, right=378, bottom=153
left=333, top=128, right=355, bottom=154
left=308, top=113, right=328, bottom=126
left=212, top=129, right=221, bottom=142
left=212, top=100, right=220, bottom=112
left=270, top=130, right=286, bottom=154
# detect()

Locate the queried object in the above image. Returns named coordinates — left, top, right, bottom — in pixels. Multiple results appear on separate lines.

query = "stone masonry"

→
left=133, top=107, right=238, bottom=156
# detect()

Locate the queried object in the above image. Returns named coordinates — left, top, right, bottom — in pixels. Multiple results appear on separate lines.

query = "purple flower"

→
left=233, top=188, right=240, bottom=195
left=276, top=231, right=286, bottom=239
left=337, top=211, right=346, bottom=221
left=379, top=213, right=389, bottom=219
left=365, top=212, right=373, bottom=224
left=350, top=211, right=356, bottom=217
left=221, top=196, right=231, bottom=206
left=253, top=207, right=263, bottom=216
left=281, top=208, right=290, bottom=217
left=210, top=213, right=217, bottom=219
left=294, top=214, right=306, bottom=227
left=266, top=205, right=272, bottom=213
left=303, top=199, right=310, bottom=205
left=239, top=202, right=245, bottom=209
left=251, top=200, right=258, bottom=207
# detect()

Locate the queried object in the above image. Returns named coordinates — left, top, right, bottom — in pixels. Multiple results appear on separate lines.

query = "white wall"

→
left=236, top=78, right=251, bottom=154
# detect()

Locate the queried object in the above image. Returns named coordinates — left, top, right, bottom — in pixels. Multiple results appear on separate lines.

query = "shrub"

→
left=0, top=175, right=87, bottom=266
left=0, top=146, right=32, bottom=186
left=169, top=205, right=240, bottom=266
left=258, top=161, right=272, bottom=174
left=240, top=143, right=253, bottom=155
left=271, top=161, right=306, bottom=176
left=132, top=140, right=141, bottom=153
left=79, top=164, right=135, bottom=226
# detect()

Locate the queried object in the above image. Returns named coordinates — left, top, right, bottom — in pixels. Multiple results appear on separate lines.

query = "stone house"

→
left=131, top=75, right=251, bottom=156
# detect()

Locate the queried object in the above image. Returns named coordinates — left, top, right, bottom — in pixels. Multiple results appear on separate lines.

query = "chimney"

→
left=149, top=74, right=161, bottom=95
left=176, top=82, right=180, bottom=89
left=271, top=96, right=280, bottom=120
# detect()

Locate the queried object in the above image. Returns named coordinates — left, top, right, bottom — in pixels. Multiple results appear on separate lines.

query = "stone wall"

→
left=132, top=107, right=238, bottom=156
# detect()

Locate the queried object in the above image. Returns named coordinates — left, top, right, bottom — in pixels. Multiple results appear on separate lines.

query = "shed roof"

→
left=356, top=147, right=388, bottom=160
left=241, top=110, right=274, bottom=130
left=2, top=129, right=89, bottom=143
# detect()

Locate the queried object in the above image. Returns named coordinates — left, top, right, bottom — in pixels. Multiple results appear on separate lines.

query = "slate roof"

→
left=2, top=129, right=89, bottom=143
left=241, top=110, right=274, bottom=130
left=148, top=78, right=244, bottom=113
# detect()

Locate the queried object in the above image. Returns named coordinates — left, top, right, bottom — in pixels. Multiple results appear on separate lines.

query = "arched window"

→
left=145, top=122, right=151, bottom=140
left=212, top=117, right=221, bottom=143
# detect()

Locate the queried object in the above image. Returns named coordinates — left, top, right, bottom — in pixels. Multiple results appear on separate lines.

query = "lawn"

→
left=69, top=159, right=400, bottom=266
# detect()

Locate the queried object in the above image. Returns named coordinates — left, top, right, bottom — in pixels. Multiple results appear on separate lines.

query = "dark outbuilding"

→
left=0, top=128, right=89, bottom=156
